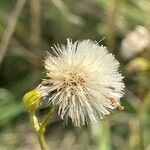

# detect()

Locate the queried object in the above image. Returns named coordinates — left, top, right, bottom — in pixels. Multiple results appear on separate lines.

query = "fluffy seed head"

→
left=42, top=39, right=125, bottom=126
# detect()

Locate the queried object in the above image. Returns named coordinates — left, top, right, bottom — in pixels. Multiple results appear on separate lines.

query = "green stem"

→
left=29, top=112, right=40, bottom=131
left=29, top=107, right=57, bottom=150
left=29, top=112, right=48, bottom=150
left=42, top=107, right=56, bottom=128
left=37, top=126, right=48, bottom=150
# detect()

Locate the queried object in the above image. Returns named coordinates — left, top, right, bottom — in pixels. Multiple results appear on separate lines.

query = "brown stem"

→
left=0, top=0, right=26, bottom=67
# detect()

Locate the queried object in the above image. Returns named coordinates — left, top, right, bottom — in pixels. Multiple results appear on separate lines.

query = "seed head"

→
left=39, top=39, right=125, bottom=126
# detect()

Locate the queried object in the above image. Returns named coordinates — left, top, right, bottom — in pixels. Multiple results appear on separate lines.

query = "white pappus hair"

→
left=41, top=39, right=125, bottom=126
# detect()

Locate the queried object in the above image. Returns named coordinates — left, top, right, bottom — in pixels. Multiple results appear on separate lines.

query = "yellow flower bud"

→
left=23, top=90, right=41, bottom=112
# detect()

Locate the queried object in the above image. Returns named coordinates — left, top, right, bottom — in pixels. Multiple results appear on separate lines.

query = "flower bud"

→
left=23, top=90, right=41, bottom=112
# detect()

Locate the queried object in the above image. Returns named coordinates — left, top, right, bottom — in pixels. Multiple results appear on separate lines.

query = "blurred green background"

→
left=0, top=0, right=150, bottom=150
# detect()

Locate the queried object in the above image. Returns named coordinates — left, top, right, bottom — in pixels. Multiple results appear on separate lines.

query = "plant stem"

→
left=106, top=0, right=120, bottom=51
left=0, top=0, right=26, bottom=67
left=29, top=112, right=48, bottom=150
left=29, top=112, right=40, bottom=131
left=37, top=126, right=48, bottom=150
left=29, top=107, right=57, bottom=150
left=42, top=107, right=56, bottom=128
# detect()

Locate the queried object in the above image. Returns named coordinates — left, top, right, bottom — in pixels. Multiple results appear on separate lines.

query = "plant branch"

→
left=0, top=0, right=26, bottom=67
left=29, top=111, right=48, bottom=150
left=42, top=106, right=57, bottom=128
left=29, top=107, right=57, bottom=150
